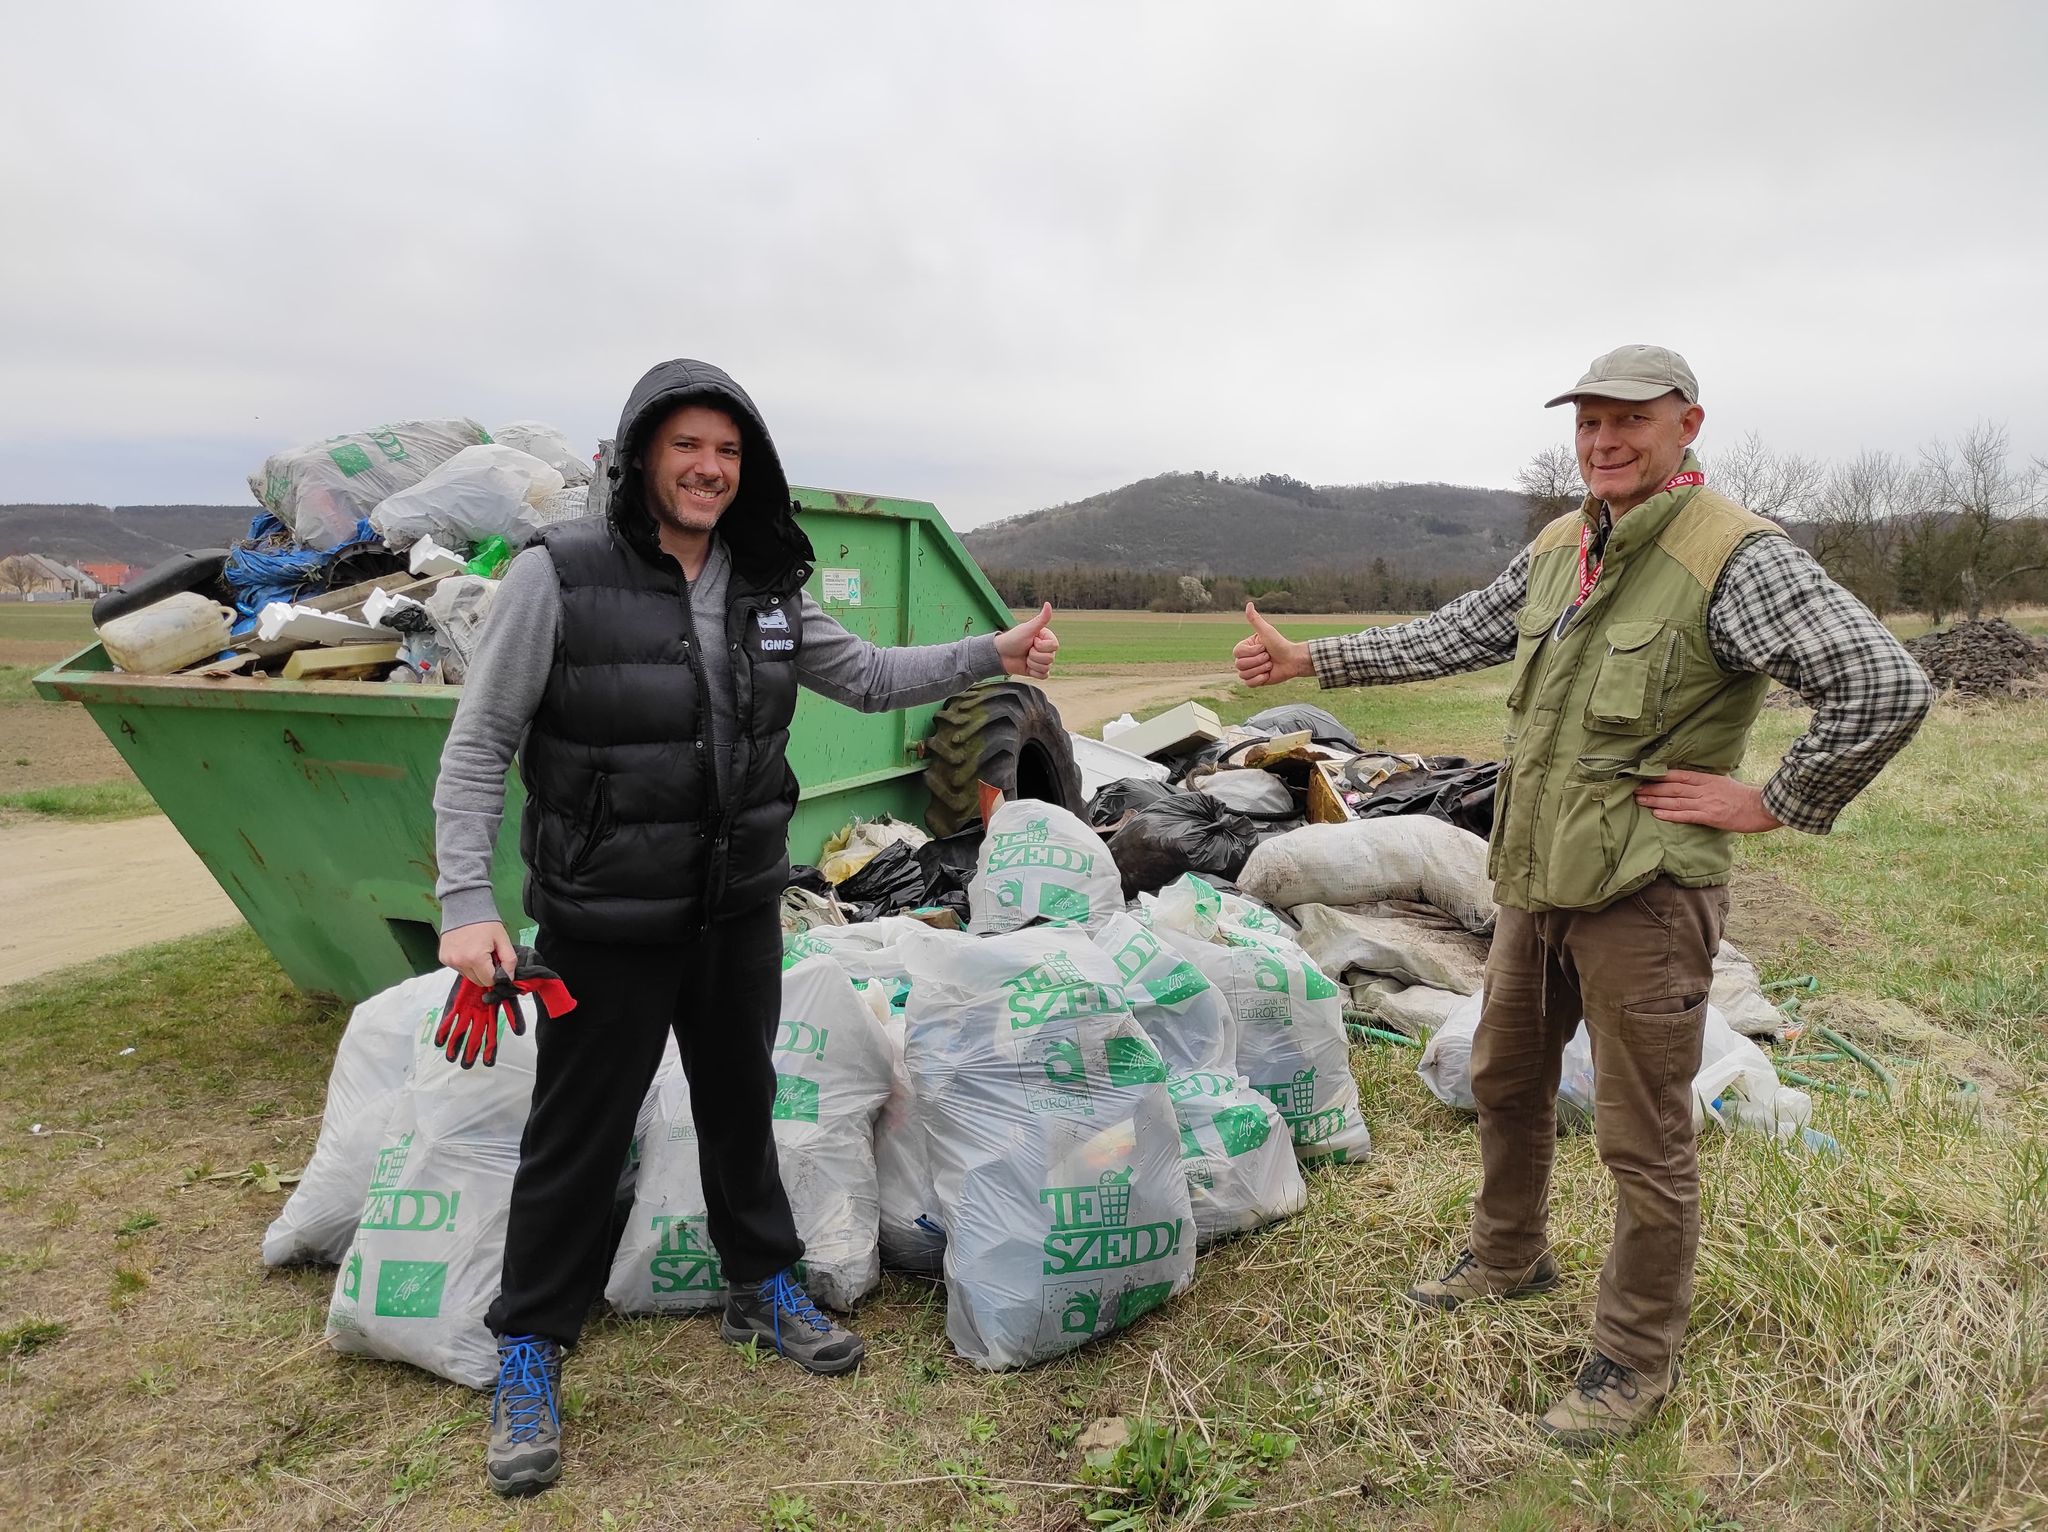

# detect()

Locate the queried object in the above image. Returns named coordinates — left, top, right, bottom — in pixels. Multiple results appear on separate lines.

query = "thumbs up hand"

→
left=1234, top=601, right=1311, bottom=687
left=996, top=602, right=1060, bottom=679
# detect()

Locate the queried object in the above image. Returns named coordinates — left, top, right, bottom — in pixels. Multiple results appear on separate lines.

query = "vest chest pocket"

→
left=1585, top=621, right=1680, bottom=734
left=1505, top=606, right=1557, bottom=712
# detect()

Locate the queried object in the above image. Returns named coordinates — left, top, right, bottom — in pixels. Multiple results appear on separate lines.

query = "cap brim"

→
left=1544, top=378, right=1685, bottom=408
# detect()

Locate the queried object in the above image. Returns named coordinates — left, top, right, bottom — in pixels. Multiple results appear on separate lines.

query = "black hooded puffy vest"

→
left=517, top=518, right=805, bottom=943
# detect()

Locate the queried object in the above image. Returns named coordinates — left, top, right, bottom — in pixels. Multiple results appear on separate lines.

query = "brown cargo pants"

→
left=1467, top=876, right=1729, bottom=1377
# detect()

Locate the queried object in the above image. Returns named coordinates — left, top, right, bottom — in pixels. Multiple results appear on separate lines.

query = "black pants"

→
left=484, top=901, right=804, bottom=1346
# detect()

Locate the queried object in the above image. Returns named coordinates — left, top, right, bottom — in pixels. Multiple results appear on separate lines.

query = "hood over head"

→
left=605, top=359, right=813, bottom=589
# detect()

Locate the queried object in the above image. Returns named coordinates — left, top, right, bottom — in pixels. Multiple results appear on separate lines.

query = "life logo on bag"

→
left=648, top=1214, right=724, bottom=1295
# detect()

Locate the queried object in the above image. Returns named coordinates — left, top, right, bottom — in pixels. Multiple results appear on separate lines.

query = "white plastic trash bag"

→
left=1712, top=942, right=1787, bottom=1039
left=252, top=418, right=490, bottom=548
left=1093, top=912, right=1234, bottom=1075
left=1146, top=872, right=1289, bottom=946
left=1238, top=819, right=1497, bottom=934
left=1418, top=991, right=1595, bottom=1126
left=969, top=799, right=1123, bottom=934
left=607, top=1046, right=727, bottom=1315
left=1166, top=1070, right=1306, bottom=1245
left=875, top=1011, right=947, bottom=1274
left=1160, top=925, right=1373, bottom=1165
left=489, top=421, right=593, bottom=485
left=370, top=443, right=567, bottom=551
left=605, top=960, right=892, bottom=1314
left=326, top=993, right=541, bottom=1389
left=1416, top=993, right=1804, bottom=1140
left=264, top=970, right=451, bottom=1267
left=898, top=926, right=1194, bottom=1369
left=1094, top=913, right=1305, bottom=1243
left=769, top=954, right=894, bottom=1309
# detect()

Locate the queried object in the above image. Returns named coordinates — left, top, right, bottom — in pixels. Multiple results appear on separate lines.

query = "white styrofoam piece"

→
left=255, top=602, right=386, bottom=646
left=1068, top=732, right=1173, bottom=800
left=408, top=535, right=468, bottom=578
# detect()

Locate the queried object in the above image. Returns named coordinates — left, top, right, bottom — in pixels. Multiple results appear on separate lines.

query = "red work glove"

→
left=434, top=949, right=577, bottom=1069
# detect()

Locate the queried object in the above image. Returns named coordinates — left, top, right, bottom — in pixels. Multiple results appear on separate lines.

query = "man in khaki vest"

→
left=1234, top=345, right=1932, bottom=1447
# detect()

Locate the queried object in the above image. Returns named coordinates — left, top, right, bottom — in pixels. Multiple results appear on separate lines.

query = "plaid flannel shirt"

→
left=1305, top=534, right=1933, bottom=834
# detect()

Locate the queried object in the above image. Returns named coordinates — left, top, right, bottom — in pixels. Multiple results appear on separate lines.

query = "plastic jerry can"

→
left=95, top=591, right=234, bottom=674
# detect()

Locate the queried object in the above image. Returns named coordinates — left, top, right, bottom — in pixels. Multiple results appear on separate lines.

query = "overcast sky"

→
left=2, top=2, right=2043, bottom=528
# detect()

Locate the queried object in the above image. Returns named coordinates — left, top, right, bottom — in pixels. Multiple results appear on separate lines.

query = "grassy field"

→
left=0, top=603, right=150, bottom=816
left=3, top=602, right=2045, bottom=1531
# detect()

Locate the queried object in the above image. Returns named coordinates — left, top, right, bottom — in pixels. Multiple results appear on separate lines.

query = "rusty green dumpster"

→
left=35, top=488, right=1016, bottom=1004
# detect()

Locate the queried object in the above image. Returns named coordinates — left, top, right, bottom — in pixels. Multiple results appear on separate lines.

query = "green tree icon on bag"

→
left=995, top=878, right=1024, bottom=909
left=341, top=1249, right=362, bottom=1302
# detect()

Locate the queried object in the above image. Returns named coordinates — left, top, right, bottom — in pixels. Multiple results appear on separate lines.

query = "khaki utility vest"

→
left=1487, top=455, right=1783, bottom=911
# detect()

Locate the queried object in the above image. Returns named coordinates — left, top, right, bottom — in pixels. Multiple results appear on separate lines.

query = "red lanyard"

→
left=1559, top=469, right=1703, bottom=636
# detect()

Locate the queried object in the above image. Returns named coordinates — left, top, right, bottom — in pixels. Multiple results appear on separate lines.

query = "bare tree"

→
left=1515, top=444, right=1583, bottom=541
left=1918, top=422, right=2047, bottom=620
left=0, top=555, right=43, bottom=599
left=1708, top=431, right=1825, bottom=523
left=1806, top=451, right=1919, bottom=614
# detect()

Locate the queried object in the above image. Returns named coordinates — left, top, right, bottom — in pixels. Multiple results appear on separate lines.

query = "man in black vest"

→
left=432, top=359, right=1059, bottom=1495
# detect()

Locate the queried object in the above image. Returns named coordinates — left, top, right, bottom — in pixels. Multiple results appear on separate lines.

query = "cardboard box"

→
left=1114, top=701, right=1223, bottom=762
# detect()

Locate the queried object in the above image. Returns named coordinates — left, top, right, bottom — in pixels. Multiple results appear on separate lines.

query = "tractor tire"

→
left=923, top=679, right=1084, bottom=837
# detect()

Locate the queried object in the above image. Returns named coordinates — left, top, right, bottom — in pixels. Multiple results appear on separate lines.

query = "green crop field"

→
left=3, top=623, right=2044, bottom=1529
left=0, top=602, right=94, bottom=646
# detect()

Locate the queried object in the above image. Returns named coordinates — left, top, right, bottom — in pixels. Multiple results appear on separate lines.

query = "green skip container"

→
left=36, top=489, right=1034, bottom=1005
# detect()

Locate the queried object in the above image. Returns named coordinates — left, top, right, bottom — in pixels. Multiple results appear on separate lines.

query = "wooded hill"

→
left=0, top=504, right=253, bottom=564
left=960, top=471, right=1526, bottom=579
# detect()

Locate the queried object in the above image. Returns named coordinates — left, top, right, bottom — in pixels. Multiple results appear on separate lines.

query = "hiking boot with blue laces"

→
left=721, top=1268, right=865, bottom=1375
left=487, top=1333, right=563, bottom=1496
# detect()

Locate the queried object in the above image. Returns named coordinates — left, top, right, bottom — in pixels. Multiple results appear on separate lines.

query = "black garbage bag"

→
left=1244, top=702, right=1360, bottom=751
left=1352, top=758, right=1503, bottom=839
left=1107, top=793, right=1265, bottom=898
left=830, top=827, right=983, bottom=924
left=1085, top=776, right=1179, bottom=831
left=911, top=825, right=981, bottom=924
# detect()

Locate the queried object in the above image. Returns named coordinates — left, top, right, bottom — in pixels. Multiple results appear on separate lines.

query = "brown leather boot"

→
left=1537, top=1353, right=1678, bottom=1450
left=1404, top=1248, right=1560, bottom=1311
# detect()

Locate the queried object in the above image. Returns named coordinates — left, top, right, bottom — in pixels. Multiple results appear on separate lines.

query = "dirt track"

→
left=1036, top=667, right=1237, bottom=733
left=0, top=815, right=241, bottom=990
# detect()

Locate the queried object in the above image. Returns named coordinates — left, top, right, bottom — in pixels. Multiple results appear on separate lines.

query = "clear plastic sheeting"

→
left=897, top=926, right=1194, bottom=1369
left=489, top=421, right=594, bottom=485
left=264, top=970, right=450, bottom=1267
left=251, top=418, right=490, bottom=549
left=968, top=799, right=1123, bottom=934
left=325, top=991, right=542, bottom=1389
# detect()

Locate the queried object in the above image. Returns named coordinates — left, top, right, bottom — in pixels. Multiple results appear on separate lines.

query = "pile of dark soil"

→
left=1903, top=618, right=2048, bottom=698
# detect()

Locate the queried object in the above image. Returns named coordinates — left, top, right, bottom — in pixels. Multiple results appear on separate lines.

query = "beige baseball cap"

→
left=1545, top=344, right=1699, bottom=408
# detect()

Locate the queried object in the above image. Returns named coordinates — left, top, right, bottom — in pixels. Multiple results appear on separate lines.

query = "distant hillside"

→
left=0, top=504, right=254, bottom=565
left=961, top=472, right=1527, bottom=578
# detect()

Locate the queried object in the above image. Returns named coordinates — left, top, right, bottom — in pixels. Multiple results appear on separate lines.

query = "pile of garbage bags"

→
left=94, top=414, right=598, bottom=681
left=269, top=800, right=1357, bottom=1386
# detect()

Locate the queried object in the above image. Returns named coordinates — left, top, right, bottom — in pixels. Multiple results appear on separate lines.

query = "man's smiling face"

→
left=1573, top=391, right=1704, bottom=515
left=643, top=402, right=742, bottom=535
